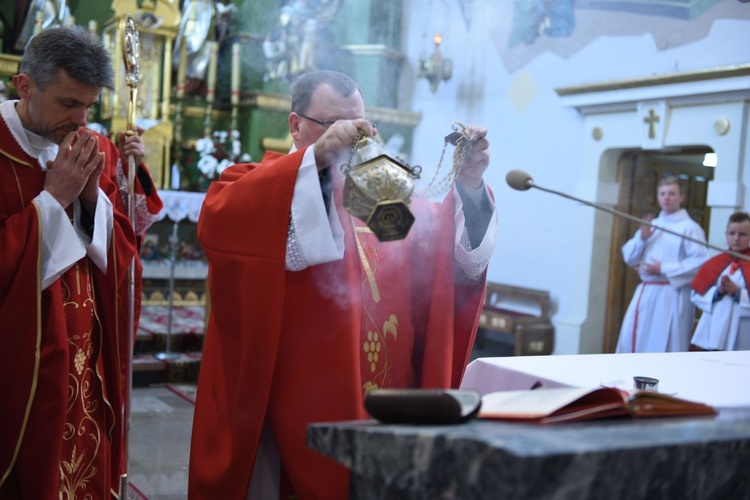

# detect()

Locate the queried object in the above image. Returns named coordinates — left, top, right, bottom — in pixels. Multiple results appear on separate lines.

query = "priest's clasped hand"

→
left=44, top=129, right=105, bottom=211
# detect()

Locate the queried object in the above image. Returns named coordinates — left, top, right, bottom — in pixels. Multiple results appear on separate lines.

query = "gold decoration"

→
left=341, top=131, right=422, bottom=242
left=103, top=0, right=180, bottom=189
left=555, top=63, right=750, bottom=97
left=418, top=33, right=452, bottom=93
left=261, top=132, right=294, bottom=154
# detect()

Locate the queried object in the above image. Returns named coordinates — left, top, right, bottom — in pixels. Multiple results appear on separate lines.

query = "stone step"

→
left=132, top=352, right=202, bottom=387
left=135, top=331, right=204, bottom=354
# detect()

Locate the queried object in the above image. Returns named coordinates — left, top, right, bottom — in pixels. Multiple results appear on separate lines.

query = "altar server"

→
left=616, top=176, right=707, bottom=353
left=690, top=212, right=750, bottom=351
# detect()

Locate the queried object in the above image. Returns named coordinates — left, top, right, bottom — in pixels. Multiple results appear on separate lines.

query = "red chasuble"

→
left=189, top=148, right=486, bottom=499
left=0, top=123, right=141, bottom=498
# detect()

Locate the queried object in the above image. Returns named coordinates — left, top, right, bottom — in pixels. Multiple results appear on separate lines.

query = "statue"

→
left=262, top=0, right=341, bottom=82
left=12, top=0, right=71, bottom=52
left=173, top=0, right=236, bottom=95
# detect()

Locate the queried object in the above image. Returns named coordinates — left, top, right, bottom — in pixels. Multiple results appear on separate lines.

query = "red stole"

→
left=691, top=249, right=750, bottom=295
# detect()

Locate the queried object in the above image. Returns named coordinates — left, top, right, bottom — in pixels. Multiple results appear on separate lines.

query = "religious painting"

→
left=141, top=233, right=160, bottom=261
left=483, top=0, right=750, bottom=71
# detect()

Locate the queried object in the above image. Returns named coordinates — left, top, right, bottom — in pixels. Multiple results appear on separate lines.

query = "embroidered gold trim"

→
left=86, top=257, right=115, bottom=438
left=0, top=147, right=34, bottom=168
left=109, top=234, right=121, bottom=440
left=353, top=217, right=380, bottom=303
left=9, top=159, right=27, bottom=208
left=60, top=259, right=105, bottom=497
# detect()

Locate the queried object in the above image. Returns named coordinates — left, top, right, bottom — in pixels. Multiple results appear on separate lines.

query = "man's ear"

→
left=13, top=74, right=33, bottom=99
left=289, top=112, right=301, bottom=143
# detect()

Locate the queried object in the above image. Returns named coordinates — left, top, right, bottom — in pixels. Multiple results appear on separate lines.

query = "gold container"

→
left=341, top=136, right=421, bottom=241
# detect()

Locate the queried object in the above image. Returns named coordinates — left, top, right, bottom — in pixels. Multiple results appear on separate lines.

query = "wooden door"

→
left=602, top=148, right=713, bottom=353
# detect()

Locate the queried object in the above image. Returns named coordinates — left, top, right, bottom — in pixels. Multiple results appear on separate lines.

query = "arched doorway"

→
left=553, top=64, right=748, bottom=355
left=602, top=147, right=714, bottom=352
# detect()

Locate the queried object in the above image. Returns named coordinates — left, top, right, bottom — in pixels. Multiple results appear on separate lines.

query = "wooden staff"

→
left=120, top=14, right=141, bottom=498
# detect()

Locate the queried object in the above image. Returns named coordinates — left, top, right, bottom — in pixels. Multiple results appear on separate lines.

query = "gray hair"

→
left=19, top=26, right=114, bottom=90
left=290, top=70, right=361, bottom=114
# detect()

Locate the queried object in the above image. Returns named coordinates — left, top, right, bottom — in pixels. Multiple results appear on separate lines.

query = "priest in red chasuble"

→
left=0, top=27, right=162, bottom=498
left=189, top=70, right=497, bottom=499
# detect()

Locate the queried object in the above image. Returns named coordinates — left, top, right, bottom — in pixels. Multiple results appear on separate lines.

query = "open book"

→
left=479, top=386, right=717, bottom=424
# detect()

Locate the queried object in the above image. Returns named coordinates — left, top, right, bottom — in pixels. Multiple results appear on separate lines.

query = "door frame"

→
left=553, top=65, right=749, bottom=354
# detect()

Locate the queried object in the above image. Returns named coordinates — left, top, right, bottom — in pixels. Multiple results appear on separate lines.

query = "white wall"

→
left=402, top=0, right=750, bottom=353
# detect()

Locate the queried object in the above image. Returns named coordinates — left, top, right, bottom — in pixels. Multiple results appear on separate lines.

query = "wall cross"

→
left=644, top=108, right=660, bottom=139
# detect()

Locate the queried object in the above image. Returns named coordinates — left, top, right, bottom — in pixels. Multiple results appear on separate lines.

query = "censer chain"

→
left=418, top=122, right=472, bottom=198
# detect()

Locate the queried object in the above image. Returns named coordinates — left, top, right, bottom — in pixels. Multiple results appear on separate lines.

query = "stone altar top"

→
left=309, top=351, right=750, bottom=499
left=308, top=407, right=750, bottom=499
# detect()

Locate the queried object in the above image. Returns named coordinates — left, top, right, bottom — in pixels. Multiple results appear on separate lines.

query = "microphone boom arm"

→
left=526, top=178, right=750, bottom=263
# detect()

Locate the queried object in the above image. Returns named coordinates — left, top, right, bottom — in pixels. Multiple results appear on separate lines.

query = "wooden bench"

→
left=477, top=282, right=555, bottom=356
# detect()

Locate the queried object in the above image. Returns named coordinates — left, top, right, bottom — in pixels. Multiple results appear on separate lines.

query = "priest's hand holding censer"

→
left=424, top=122, right=490, bottom=195
left=340, top=121, right=489, bottom=241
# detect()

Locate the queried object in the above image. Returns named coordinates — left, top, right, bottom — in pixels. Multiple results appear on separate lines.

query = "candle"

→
left=206, top=41, right=218, bottom=104
left=176, top=37, right=187, bottom=99
left=231, top=42, right=241, bottom=105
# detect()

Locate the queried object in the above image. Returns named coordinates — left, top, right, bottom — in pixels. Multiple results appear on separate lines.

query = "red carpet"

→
left=138, top=305, right=205, bottom=335
left=166, top=384, right=197, bottom=405
left=127, top=482, right=148, bottom=499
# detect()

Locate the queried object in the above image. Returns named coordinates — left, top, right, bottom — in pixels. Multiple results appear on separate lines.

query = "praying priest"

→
left=0, top=27, right=162, bottom=497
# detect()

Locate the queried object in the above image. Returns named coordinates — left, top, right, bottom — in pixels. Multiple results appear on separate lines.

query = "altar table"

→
left=307, top=352, right=750, bottom=499
left=460, top=350, right=750, bottom=408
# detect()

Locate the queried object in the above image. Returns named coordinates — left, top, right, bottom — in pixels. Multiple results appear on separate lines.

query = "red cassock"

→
left=189, top=148, right=486, bottom=499
left=0, top=122, right=160, bottom=498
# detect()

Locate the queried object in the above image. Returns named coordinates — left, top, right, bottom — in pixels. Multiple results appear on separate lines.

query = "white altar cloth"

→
left=156, top=189, right=206, bottom=223
left=460, top=351, right=750, bottom=408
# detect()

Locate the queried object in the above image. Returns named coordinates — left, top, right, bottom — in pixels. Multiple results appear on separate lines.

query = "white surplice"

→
left=691, top=265, right=750, bottom=351
left=616, top=209, right=708, bottom=353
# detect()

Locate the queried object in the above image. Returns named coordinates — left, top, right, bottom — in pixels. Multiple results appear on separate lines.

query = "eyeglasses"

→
left=297, top=113, right=336, bottom=128
left=297, top=113, right=376, bottom=129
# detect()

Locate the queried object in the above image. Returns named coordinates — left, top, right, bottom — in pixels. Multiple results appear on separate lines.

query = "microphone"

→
left=506, top=169, right=534, bottom=191
left=506, top=169, right=750, bottom=262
